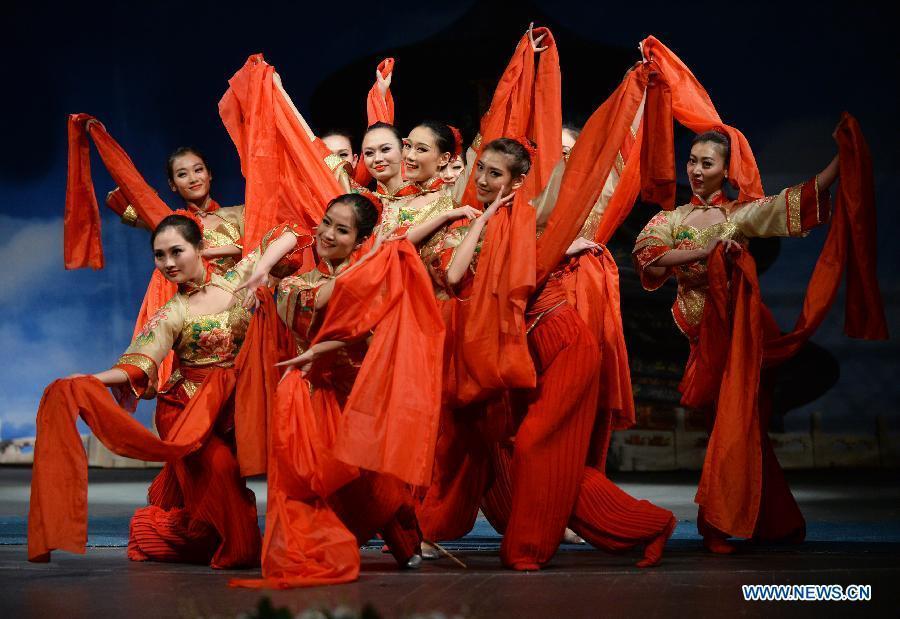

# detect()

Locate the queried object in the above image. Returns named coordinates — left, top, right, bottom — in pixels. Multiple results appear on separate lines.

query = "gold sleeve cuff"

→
left=116, top=353, right=159, bottom=399
left=121, top=205, right=139, bottom=227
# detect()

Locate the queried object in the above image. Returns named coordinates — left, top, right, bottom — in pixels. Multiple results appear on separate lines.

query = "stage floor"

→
left=2, top=468, right=898, bottom=618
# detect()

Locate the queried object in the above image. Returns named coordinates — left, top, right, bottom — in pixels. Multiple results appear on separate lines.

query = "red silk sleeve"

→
left=219, top=54, right=342, bottom=255
left=353, top=58, right=396, bottom=187
left=461, top=30, right=562, bottom=207
left=311, top=241, right=444, bottom=488
left=28, top=373, right=233, bottom=562
left=536, top=67, right=648, bottom=285
left=638, top=36, right=764, bottom=209
left=65, top=114, right=172, bottom=269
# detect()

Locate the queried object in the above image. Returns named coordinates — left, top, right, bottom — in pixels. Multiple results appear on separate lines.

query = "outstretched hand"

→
left=275, top=348, right=316, bottom=376
left=236, top=268, right=270, bottom=310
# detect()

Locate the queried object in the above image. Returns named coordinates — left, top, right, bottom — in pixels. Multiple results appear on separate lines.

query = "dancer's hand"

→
left=566, top=237, right=602, bottom=256
left=376, top=67, right=392, bottom=98
left=275, top=340, right=346, bottom=376
left=528, top=23, right=549, bottom=53
left=275, top=348, right=317, bottom=375
left=236, top=268, right=271, bottom=309
left=480, top=188, right=515, bottom=223
left=704, top=237, right=741, bottom=258
left=447, top=205, right=482, bottom=222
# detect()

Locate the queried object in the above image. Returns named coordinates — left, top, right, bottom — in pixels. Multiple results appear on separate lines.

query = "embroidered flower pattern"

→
left=196, top=327, right=234, bottom=359
left=646, top=211, right=669, bottom=228
left=134, top=306, right=170, bottom=346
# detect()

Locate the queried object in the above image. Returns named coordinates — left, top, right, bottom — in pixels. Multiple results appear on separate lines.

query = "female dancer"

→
left=29, top=213, right=301, bottom=567
left=107, top=146, right=244, bottom=273
left=358, top=122, right=418, bottom=204
left=442, top=139, right=676, bottom=570
left=633, top=129, right=839, bottom=553
left=437, top=125, right=466, bottom=190
left=231, top=194, right=434, bottom=588
left=561, top=123, right=580, bottom=161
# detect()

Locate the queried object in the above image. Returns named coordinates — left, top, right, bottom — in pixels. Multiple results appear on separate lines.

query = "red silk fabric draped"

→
left=28, top=371, right=235, bottom=562
left=455, top=196, right=537, bottom=405
left=311, top=240, right=444, bottom=488
left=232, top=290, right=297, bottom=477
left=560, top=250, right=635, bottom=432
left=28, top=287, right=281, bottom=563
left=637, top=36, right=764, bottom=210
left=683, top=114, right=887, bottom=536
left=462, top=29, right=562, bottom=207
left=764, top=113, right=888, bottom=355
left=65, top=114, right=178, bottom=388
left=64, top=114, right=172, bottom=270
left=353, top=58, right=395, bottom=187
left=229, top=370, right=361, bottom=589
left=536, top=66, right=648, bottom=284
left=219, top=54, right=343, bottom=254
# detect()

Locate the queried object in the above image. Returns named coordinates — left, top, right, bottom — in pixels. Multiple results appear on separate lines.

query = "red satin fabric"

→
left=638, top=36, right=764, bottom=209
left=219, top=54, right=343, bottom=254
left=536, top=67, right=648, bottom=284
left=128, top=373, right=261, bottom=568
left=764, top=113, right=888, bottom=356
left=28, top=370, right=248, bottom=563
left=64, top=114, right=172, bottom=270
left=65, top=113, right=180, bottom=388
left=229, top=370, right=361, bottom=588
left=593, top=122, right=645, bottom=245
left=454, top=196, right=537, bottom=405
left=233, top=290, right=297, bottom=477
left=234, top=243, right=439, bottom=588
left=311, top=241, right=444, bottom=488
left=559, top=250, right=635, bottom=433
left=685, top=118, right=886, bottom=536
left=461, top=29, right=562, bottom=207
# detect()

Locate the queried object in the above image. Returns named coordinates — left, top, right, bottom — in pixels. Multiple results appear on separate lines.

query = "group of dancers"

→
left=27, top=25, right=887, bottom=587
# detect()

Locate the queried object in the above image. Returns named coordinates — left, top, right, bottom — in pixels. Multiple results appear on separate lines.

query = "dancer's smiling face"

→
left=168, top=152, right=212, bottom=204
left=474, top=149, right=525, bottom=204
left=403, top=125, right=451, bottom=182
left=687, top=141, right=727, bottom=200
left=316, top=201, right=360, bottom=262
left=153, top=226, right=204, bottom=284
left=362, top=127, right=403, bottom=183
left=441, top=154, right=466, bottom=185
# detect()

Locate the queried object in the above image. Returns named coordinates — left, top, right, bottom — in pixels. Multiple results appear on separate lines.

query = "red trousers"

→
left=127, top=387, right=261, bottom=568
left=500, top=303, right=674, bottom=568
left=419, top=295, right=673, bottom=569
left=328, top=471, right=421, bottom=564
left=417, top=402, right=492, bottom=542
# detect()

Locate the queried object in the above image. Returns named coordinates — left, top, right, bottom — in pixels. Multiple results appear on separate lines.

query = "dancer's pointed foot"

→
left=637, top=515, right=677, bottom=568
left=702, top=535, right=737, bottom=554
left=562, top=527, right=586, bottom=545
left=405, top=554, right=423, bottom=569
left=509, top=561, right=540, bottom=571
left=420, top=541, right=440, bottom=560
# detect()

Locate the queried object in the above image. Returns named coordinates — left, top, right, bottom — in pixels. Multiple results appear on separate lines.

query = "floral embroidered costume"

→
left=28, top=248, right=289, bottom=568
